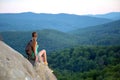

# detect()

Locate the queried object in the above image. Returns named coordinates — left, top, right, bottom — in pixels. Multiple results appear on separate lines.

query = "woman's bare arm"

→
left=32, top=39, right=37, bottom=57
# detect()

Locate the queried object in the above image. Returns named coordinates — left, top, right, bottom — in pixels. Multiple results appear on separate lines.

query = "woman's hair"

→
left=32, top=32, right=37, bottom=37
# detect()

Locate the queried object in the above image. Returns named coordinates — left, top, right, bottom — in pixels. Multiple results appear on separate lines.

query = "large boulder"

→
left=0, top=41, right=57, bottom=80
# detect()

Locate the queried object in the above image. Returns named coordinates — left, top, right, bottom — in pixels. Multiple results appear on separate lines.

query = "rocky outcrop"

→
left=0, top=41, right=57, bottom=80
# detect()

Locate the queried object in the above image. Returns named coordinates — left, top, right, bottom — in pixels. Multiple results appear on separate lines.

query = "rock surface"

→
left=0, top=41, right=57, bottom=80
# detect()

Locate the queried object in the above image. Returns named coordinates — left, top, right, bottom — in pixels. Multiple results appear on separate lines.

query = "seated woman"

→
left=31, top=32, right=48, bottom=65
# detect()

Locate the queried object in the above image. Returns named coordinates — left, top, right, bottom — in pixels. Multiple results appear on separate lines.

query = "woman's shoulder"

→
left=32, top=39, right=37, bottom=44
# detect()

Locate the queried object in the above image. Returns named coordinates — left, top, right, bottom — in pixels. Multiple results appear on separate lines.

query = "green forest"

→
left=48, top=46, right=120, bottom=80
left=0, top=20, right=120, bottom=57
left=0, top=16, right=120, bottom=80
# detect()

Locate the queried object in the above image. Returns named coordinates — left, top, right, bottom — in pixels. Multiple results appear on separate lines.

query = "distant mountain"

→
left=0, top=20, right=120, bottom=56
left=91, top=12, right=120, bottom=20
left=0, top=12, right=111, bottom=32
left=70, top=20, right=120, bottom=45
left=0, top=29, right=78, bottom=56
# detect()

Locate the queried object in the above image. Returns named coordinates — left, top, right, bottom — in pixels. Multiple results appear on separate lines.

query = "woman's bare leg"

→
left=39, top=49, right=48, bottom=65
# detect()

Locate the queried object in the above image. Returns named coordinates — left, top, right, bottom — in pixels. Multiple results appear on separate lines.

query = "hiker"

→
left=26, top=32, right=48, bottom=65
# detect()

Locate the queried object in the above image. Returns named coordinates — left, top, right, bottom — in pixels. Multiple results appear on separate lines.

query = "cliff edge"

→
left=0, top=41, right=57, bottom=80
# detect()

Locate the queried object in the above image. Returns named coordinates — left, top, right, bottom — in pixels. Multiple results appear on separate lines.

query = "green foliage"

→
left=48, top=46, right=120, bottom=80
left=0, top=20, right=120, bottom=57
left=0, top=18, right=120, bottom=80
left=0, top=30, right=78, bottom=57
left=70, top=20, right=120, bottom=46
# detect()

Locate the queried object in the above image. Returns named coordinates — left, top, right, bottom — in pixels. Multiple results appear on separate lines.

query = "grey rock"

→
left=0, top=41, right=57, bottom=80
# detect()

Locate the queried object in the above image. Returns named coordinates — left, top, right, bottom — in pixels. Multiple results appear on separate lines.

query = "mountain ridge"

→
left=0, top=20, right=120, bottom=56
left=69, top=20, right=120, bottom=45
left=91, top=12, right=120, bottom=20
left=0, top=12, right=112, bottom=32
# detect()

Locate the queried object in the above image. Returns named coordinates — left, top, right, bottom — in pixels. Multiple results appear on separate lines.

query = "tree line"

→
left=48, top=46, right=120, bottom=80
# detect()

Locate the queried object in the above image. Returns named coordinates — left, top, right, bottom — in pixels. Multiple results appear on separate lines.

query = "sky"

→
left=0, top=0, right=120, bottom=15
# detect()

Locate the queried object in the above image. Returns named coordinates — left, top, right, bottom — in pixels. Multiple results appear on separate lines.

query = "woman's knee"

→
left=39, top=49, right=46, bottom=55
left=42, top=49, right=46, bottom=54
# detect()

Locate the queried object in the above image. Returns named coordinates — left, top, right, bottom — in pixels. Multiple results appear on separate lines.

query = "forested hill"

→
left=0, top=12, right=111, bottom=32
left=69, top=20, right=120, bottom=45
left=48, top=46, right=120, bottom=80
left=0, top=20, right=120, bottom=56
left=0, top=12, right=120, bottom=80
left=0, top=29, right=78, bottom=56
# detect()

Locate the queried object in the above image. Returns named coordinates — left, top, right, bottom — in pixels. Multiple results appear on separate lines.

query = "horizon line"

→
left=0, top=11, right=120, bottom=15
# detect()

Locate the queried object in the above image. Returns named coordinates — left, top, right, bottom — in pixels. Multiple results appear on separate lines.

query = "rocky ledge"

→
left=0, top=41, right=57, bottom=80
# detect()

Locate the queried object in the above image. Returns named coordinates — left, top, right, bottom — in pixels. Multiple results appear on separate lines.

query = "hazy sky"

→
left=0, top=0, right=120, bottom=15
